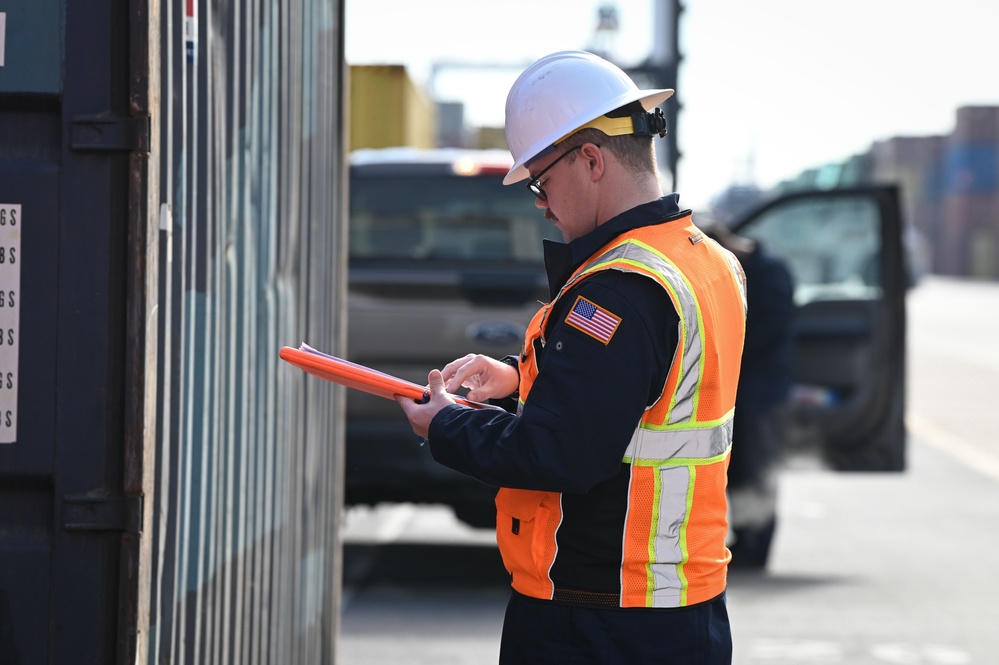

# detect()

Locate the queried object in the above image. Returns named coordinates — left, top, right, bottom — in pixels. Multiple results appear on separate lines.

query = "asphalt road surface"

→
left=340, top=276, right=999, bottom=665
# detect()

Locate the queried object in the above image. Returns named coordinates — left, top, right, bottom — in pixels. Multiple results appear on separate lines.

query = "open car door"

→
left=730, top=185, right=907, bottom=471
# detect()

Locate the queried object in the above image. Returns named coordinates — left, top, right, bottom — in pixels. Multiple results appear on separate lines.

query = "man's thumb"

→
left=428, top=369, right=447, bottom=394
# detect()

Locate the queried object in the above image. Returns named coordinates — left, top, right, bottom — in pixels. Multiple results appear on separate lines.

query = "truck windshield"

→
left=349, top=173, right=551, bottom=264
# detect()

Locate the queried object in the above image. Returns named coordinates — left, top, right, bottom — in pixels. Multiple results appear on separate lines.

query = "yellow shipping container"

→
left=349, top=65, right=436, bottom=150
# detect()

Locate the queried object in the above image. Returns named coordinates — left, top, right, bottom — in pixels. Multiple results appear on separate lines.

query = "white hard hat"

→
left=503, top=50, right=674, bottom=185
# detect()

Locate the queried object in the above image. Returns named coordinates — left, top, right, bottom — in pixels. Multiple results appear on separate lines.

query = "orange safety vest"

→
left=495, top=214, right=747, bottom=608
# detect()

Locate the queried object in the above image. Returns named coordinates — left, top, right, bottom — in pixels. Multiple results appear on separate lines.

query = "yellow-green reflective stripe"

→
left=646, top=460, right=663, bottom=605
left=641, top=409, right=735, bottom=432
left=676, top=464, right=696, bottom=607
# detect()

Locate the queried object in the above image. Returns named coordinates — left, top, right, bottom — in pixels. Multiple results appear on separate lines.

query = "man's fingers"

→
left=443, top=356, right=480, bottom=393
left=440, top=354, right=475, bottom=383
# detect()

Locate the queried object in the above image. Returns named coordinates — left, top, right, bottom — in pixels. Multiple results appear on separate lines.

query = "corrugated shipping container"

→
left=0, top=0, right=348, bottom=663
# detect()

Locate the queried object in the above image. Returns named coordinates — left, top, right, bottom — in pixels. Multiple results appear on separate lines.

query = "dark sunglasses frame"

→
left=525, top=145, right=584, bottom=201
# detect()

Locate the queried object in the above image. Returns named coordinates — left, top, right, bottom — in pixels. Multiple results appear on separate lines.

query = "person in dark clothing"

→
left=395, top=51, right=747, bottom=664
left=705, top=223, right=795, bottom=569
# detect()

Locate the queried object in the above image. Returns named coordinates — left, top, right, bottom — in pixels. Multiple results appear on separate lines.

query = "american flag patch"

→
left=565, top=296, right=621, bottom=345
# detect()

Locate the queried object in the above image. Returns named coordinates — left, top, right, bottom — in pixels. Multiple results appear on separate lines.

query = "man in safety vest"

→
left=397, top=50, right=747, bottom=664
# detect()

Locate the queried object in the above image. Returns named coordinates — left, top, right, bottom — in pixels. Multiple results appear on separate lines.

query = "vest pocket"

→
left=495, top=488, right=545, bottom=531
left=495, top=488, right=552, bottom=595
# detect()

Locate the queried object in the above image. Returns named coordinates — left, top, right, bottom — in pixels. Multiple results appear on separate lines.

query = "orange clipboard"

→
left=279, top=343, right=486, bottom=409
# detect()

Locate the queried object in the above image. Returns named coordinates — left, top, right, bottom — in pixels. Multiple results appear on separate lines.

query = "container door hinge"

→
left=63, top=493, right=143, bottom=533
left=70, top=115, right=150, bottom=153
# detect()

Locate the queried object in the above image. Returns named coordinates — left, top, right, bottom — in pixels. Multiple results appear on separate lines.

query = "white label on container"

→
left=1, top=13, right=7, bottom=68
left=0, top=204, right=21, bottom=443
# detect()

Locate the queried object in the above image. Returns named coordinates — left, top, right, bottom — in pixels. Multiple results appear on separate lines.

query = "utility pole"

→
left=626, top=0, right=683, bottom=192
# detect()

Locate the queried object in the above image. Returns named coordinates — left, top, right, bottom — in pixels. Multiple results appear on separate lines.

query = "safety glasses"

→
left=525, top=145, right=583, bottom=201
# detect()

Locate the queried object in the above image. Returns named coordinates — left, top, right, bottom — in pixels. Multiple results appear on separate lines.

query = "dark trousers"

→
left=498, top=590, right=732, bottom=664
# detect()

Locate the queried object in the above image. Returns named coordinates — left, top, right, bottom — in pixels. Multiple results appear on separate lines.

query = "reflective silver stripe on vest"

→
left=572, top=239, right=702, bottom=425
left=648, top=465, right=691, bottom=607
left=624, top=418, right=733, bottom=463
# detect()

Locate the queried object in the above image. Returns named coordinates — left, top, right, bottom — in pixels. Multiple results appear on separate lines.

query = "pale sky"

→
left=345, top=0, right=999, bottom=210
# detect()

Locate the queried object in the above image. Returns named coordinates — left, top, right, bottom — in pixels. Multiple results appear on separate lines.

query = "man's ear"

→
left=580, top=143, right=605, bottom=182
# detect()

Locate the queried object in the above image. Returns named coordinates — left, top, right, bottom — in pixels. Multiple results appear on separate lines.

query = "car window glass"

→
left=350, top=174, right=549, bottom=264
left=738, top=196, right=882, bottom=305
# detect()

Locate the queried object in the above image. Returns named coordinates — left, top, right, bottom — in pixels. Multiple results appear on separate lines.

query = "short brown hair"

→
left=558, top=127, right=656, bottom=175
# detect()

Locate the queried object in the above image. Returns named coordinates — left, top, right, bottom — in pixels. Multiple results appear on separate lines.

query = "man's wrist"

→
left=498, top=355, right=520, bottom=398
left=498, top=354, right=520, bottom=371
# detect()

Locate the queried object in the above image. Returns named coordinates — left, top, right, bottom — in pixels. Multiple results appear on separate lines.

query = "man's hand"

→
left=440, top=353, right=519, bottom=402
left=395, top=369, right=456, bottom=439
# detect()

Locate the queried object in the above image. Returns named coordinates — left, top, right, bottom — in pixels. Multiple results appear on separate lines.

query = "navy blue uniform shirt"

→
left=428, top=196, right=686, bottom=494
